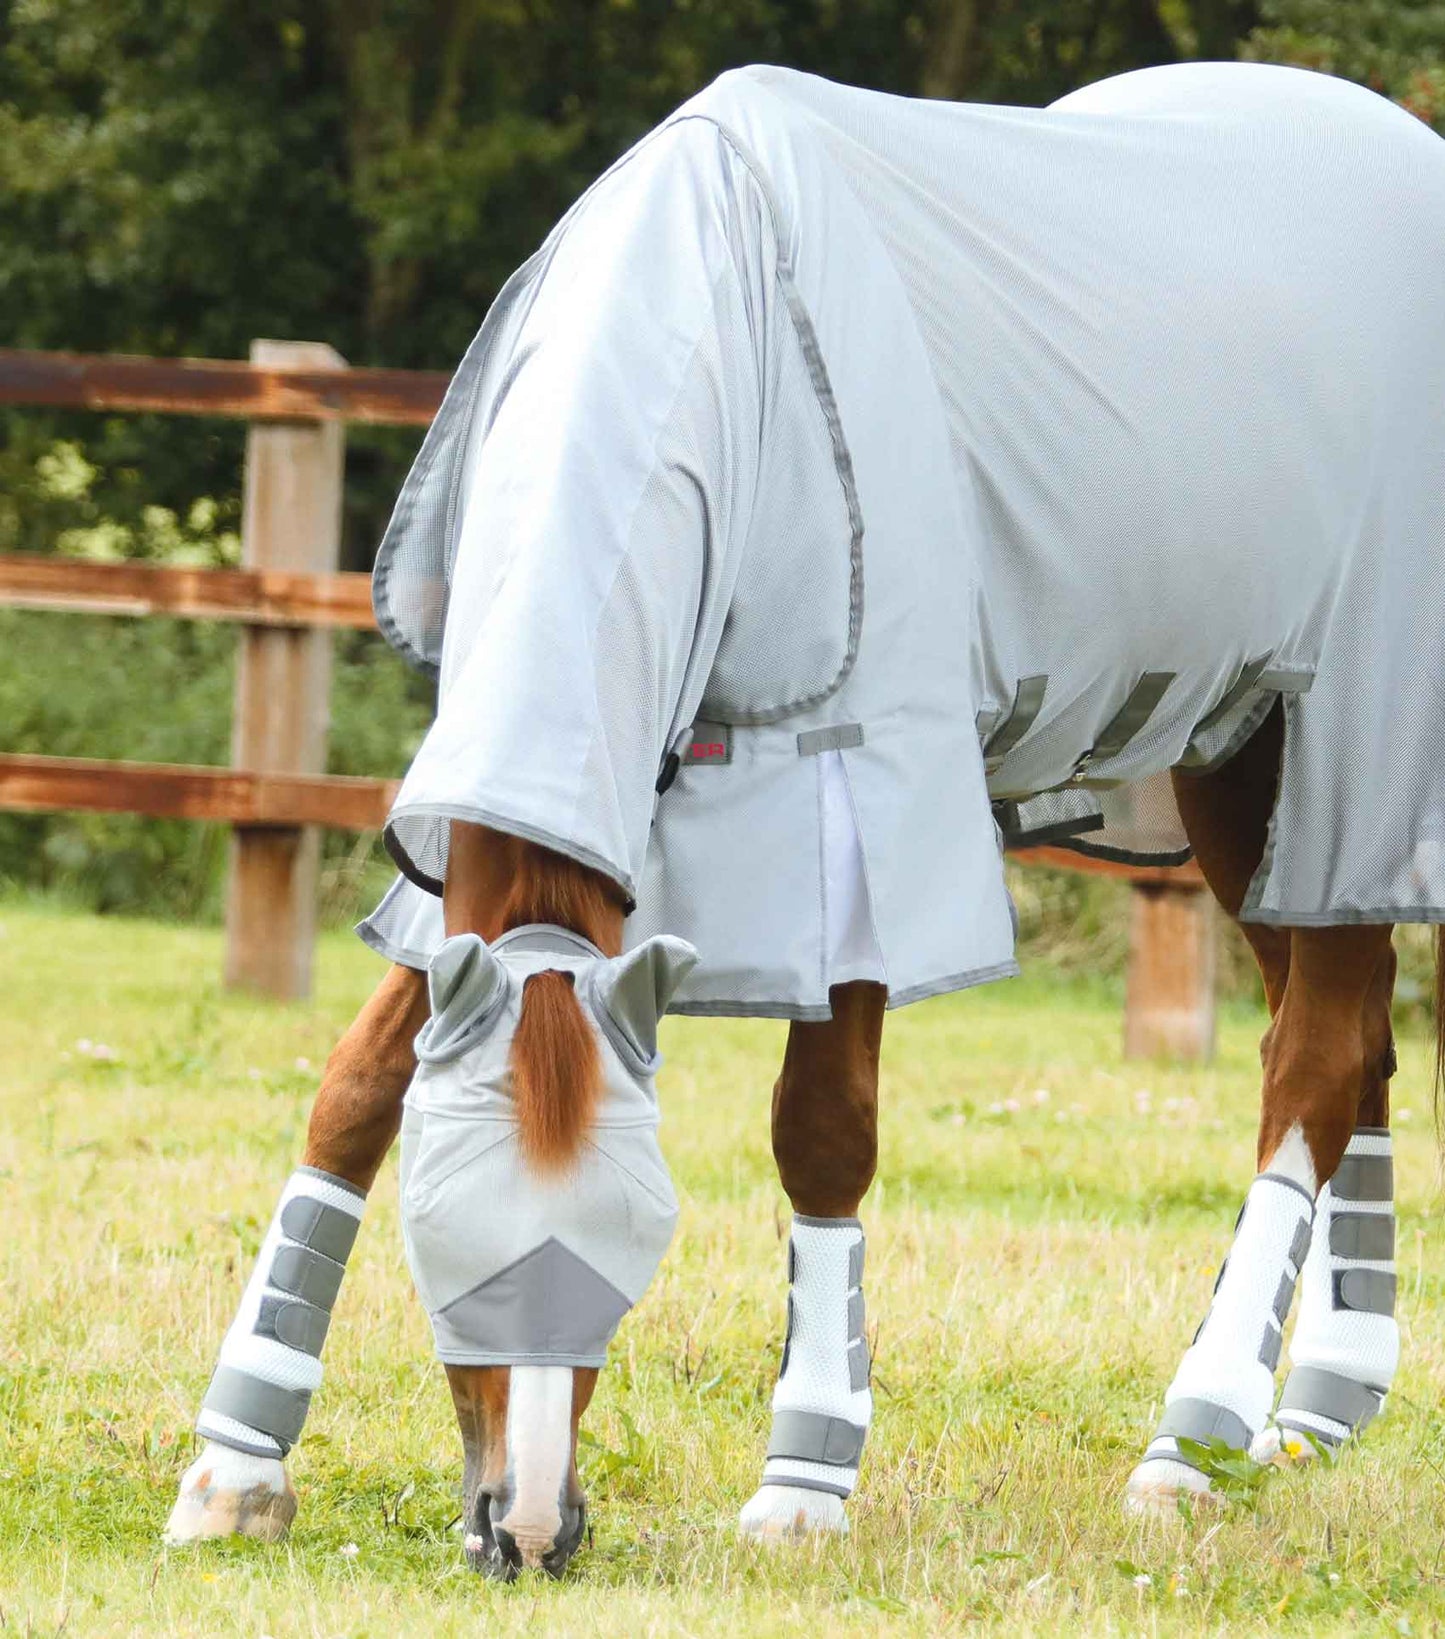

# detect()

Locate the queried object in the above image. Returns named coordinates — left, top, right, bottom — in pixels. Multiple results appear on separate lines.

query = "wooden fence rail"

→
left=0, top=344, right=1213, bottom=1055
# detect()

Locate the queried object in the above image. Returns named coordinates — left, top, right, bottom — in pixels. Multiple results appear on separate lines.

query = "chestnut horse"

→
left=166, top=695, right=1422, bottom=1568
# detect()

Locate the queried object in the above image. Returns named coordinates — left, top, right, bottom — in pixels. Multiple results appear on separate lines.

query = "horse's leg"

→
left=165, top=962, right=429, bottom=1542
left=1254, top=935, right=1398, bottom=1462
left=739, top=981, right=885, bottom=1540
left=1125, top=704, right=1398, bottom=1504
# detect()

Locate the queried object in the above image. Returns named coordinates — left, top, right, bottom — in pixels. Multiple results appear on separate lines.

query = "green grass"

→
left=2, top=902, right=1443, bottom=1636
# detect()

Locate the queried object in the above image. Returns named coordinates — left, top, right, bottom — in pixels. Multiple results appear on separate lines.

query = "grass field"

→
left=2, top=902, right=1444, bottom=1636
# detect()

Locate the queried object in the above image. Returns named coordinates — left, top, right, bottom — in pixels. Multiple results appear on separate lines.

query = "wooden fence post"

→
left=223, top=340, right=348, bottom=999
left=1123, top=882, right=1217, bottom=1062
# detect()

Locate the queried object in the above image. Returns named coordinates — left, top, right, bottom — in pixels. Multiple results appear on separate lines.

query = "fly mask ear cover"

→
left=398, top=925, right=698, bottom=1365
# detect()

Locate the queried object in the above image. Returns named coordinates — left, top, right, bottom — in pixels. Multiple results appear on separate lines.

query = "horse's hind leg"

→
left=1125, top=704, right=1398, bottom=1506
left=738, top=981, right=885, bottom=1540
left=165, top=962, right=428, bottom=1543
left=1254, top=936, right=1398, bottom=1463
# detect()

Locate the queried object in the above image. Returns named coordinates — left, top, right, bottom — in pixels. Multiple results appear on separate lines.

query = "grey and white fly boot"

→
left=165, top=1166, right=365, bottom=1542
left=1253, top=1127, right=1398, bottom=1462
left=1126, top=1171, right=1313, bottom=1510
left=739, top=1214, right=871, bottom=1539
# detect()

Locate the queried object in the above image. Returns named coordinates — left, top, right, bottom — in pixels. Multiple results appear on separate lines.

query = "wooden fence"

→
left=0, top=344, right=1214, bottom=1056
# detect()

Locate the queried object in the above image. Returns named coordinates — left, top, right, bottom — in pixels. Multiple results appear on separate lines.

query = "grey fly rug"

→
left=361, top=61, right=1445, bottom=1019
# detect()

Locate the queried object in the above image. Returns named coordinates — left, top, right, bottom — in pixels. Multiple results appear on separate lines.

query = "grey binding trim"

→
left=278, top=1196, right=360, bottom=1265
left=1155, top=1397, right=1252, bottom=1452
left=767, top=1410, right=868, bottom=1467
left=794, top=1214, right=863, bottom=1230
left=1259, top=1170, right=1318, bottom=1209
left=295, top=1164, right=366, bottom=1201
left=193, top=1421, right=284, bottom=1461
left=1332, top=1154, right=1394, bottom=1203
left=848, top=1238, right=865, bottom=1287
left=848, top=1337, right=870, bottom=1393
left=798, top=723, right=864, bottom=755
left=493, top=923, right=606, bottom=959
left=270, top=1244, right=345, bottom=1310
left=1330, top=1213, right=1395, bottom=1260
left=982, top=676, right=1048, bottom=774
left=1179, top=653, right=1272, bottom=767
left=847, top=1288, right=865, bottom=1337
left=761, top=1470, right=854, bottom=1499
left=1277, top=1365, right=1385, bottom=1434
left=1334, top=1269, right=1396, bottom=1315
left=201, top=1365, right=312, bottom=1453
left=694, top=118, right=865, bottom=728
left=255, top=1293, right=331, bottom=1357
left=1074, top=671, right=1175, bottom=778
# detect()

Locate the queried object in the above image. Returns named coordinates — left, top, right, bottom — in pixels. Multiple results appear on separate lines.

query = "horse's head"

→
left=398, top=925, right=697, bottom=1578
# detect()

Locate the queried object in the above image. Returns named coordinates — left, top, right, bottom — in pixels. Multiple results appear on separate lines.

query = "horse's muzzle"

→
left=465, top=1488, right=588, bottom=1582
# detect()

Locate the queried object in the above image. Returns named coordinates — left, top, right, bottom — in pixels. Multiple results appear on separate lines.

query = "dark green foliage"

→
left=1245, top=0, right=1445, bottom=130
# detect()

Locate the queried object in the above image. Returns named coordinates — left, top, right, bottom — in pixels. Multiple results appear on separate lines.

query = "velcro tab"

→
left=280, top=1195, right=360, bottom=1264
left=271, top=1243, right=345, bottom=1309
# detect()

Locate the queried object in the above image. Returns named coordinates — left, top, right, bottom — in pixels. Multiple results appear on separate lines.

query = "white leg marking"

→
left=495, top=1366, right=572, bottom=1568
left=164, top=1440, right=295, bottom=1544
left=1261, top=1121, right=1318, bottom=1197
left=739, top=1484, right=848, bottom=1540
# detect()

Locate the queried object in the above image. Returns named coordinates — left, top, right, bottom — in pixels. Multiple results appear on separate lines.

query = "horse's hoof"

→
left=1250, top=1424, right=1324, bottom=1466
left=738, top=1484, right=848, bottom=1540
left=164, top=1443, right=296, bottom=1544
left=1122, top=1457, right=1219, bottom=1516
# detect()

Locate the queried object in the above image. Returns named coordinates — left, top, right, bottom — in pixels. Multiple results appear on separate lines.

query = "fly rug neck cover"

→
left=399, top=926, right=697, bottom=1364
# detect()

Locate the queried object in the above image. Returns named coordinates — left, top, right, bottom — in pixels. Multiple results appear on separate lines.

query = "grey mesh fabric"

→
left=399, top=925, right=696, bottom=1365
left=367, top=61, right=1445, bottom=1017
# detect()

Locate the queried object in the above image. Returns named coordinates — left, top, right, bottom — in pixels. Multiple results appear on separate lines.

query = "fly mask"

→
left=399, top=924, right=698, bottom=1365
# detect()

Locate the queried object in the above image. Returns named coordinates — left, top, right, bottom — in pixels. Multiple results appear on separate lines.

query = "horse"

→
left=166, top=60, right=1442, bottom=1572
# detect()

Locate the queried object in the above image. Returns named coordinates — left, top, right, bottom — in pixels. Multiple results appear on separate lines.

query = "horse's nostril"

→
left=463, top=1490, right=520, bottom=1582
left=540, top=1498, right=588, bottom=1579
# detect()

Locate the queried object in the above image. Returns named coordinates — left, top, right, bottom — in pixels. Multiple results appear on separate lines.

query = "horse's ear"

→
left=418, top=934, right=508, bottom=1060
left=592, top=936, right=699, bottom=1064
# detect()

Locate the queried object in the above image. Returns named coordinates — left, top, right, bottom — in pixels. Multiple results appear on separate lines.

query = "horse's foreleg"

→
left=1127, top=923, right=1395, bottom=1508
left=739, top=981, right=884, bottom=1541
left=165, top=962, right=429, bottom=1543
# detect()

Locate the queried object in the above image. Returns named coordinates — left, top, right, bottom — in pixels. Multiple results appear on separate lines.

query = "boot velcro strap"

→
left=767, top=1410, right=867, bottom=1468
left=1277, top=1365, right=1384, bottom=1435
left=201, top=1365, right=311, bottom=1453
left=1329, top=1213, right=1395, bottom=1260
left=1331, top=1154, right=1393, bottom=1203
left=1334, top=1269, right=1396, bottom=1315
left=1153, top=1397, right=1251, bottom=1454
